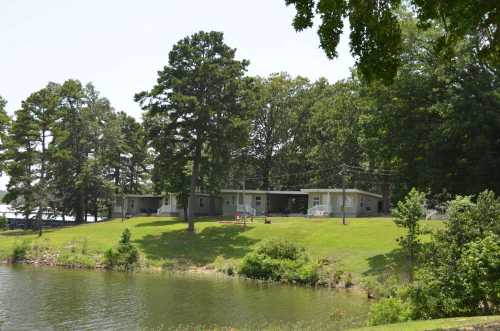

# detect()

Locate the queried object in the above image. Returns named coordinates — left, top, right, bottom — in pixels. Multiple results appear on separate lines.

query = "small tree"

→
left=104, top=228, right=139, bottom=270
left=392, top=188, right=425, bottom=281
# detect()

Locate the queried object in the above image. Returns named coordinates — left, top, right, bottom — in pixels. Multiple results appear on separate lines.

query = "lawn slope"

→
left=0, top=216, right=443, bottom=276
left=348, top=315, right=500, bottom=331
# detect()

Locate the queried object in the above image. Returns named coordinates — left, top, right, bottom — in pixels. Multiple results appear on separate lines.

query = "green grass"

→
left=347, top=315, right=500, bottom=331
left=0, top=216, right=444, bottom=276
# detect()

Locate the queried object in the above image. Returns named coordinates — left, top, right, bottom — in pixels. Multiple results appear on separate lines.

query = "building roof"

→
left=123, top=194, right=162, bottom=198
left=300, top=188, right=383, bottom=199
left=220, top=189, right=306, bottom=195
left=121, top=189, right=382, bottom=199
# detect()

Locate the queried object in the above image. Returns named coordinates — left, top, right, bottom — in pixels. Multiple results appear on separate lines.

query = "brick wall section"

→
left=431, top=322, right=500, bottom=331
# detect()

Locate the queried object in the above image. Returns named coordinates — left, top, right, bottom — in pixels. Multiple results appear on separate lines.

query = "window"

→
left=164, top=197, right=169, bottom=205
left=255, top=196, right=262, bottom=207
left=232, top=196, right=235, bottom=205
left=313, top=196, right=320, bottom=206
left=337, top=196, right=353, bottom=209
left=130, top=199, right=135, bottom=209
left=199, top=198, right=204, bottom=207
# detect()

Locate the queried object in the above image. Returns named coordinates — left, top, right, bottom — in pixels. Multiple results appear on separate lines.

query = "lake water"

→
left=0, top=265, right=370, bottom=330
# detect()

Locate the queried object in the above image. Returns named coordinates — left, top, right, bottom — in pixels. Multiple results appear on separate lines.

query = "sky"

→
left=0, top=0, right=354, bottom=189
left=1, top=0, right=354, bottom=118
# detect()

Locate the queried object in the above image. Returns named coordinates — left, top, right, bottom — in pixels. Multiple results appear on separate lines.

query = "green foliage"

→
left=212, top=255, right=238, bottom=276
left=360, top=275, right=401, bottom=299
left=247, top=73, right=310, bottom=189
left=405, top=190, right=500, bottom=318
left=285, top=0, right=499, bottom=82
left=57, top=252, right=97, bottom=269
left=137, top=31, right=251, bottom=229
left=367, top=297, right=412, bottom=326
left=392, top=188, right=425, bottom=279
left=56, top=237, right=96, bottom=268
left=0, top=216, right=6, bottom=230
left=104, top=228, right=139, bottom=270
left=0, top=95, right=10, bottom=173
left=3, top=80, right=144, bottom=227
left=11, top=240, right=30, bottom=262
left=239, top=238, right=320, bottom=285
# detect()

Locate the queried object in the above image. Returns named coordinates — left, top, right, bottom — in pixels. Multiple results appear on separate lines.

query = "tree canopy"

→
left=285, top=0, right=499, bottom=82
left=136, top=31, right=251, bottom=231
left=3, top=81, right=148, bottom=231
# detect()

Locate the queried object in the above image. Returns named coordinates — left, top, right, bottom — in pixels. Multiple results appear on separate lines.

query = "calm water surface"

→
left=0, top=265, right=370, bottom=330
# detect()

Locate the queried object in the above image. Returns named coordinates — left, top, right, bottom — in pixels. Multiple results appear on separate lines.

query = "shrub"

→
left=360, top=276, right=400, bottom=299
left=239, top=238, right=320, bottom=285
left=344, top=273, right=353, bottom=288
left=367, top=297, right=412, bottom=326
left=12, top=240, right=30, bottom=262
left=104, top=228, right=139, bottom=271
left=256, top=239, right=305, bottom=260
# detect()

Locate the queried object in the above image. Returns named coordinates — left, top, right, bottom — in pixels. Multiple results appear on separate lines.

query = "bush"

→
left=256, top=239, right=305, bottom=260
left=103, top=228, right=139, bottom=271
left=360, top=275, right=401, bottom=299
left=12, top=240, right=30, bottom=262
left=367, top=297, right=412, bottom=326
left=239, top=239, right=320, bottom=285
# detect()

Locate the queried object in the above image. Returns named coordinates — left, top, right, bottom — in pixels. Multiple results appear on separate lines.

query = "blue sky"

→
left=1, top=0, right=354, bottom=119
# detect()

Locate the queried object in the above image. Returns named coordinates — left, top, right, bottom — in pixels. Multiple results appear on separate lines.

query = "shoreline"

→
left=0, top=258, right=365, bottom=293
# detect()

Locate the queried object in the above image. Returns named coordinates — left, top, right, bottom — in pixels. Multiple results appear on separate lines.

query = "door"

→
left=244, top=195, right=252, bottom=207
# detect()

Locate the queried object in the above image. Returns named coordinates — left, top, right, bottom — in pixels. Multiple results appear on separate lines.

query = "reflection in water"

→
left=0, top=265, right=370, bottom=330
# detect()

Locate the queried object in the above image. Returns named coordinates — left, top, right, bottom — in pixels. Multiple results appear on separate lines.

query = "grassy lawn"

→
left=347, top=315, right=500, bottom=331
left=0, top=216, right=444, bottom=276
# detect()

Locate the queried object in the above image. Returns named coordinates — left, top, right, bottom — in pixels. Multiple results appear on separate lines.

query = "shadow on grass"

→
left=0, top=229, right=55, bottom=237
left=363, top=242, right=434, bottom=278
left=135, top=225, right=258, bottom=265
left=363, top=248, right=407, bottom=277
left=134, top=218, right=187, bottom=228
left=134, top=216, right=226, bottom=228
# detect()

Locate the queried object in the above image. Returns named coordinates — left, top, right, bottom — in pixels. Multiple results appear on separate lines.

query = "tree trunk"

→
left=187, top=145, right=201, bottom=232
left=208, top=196, right=215, bottom=216
left=262, top=152, right=273, bottom=190
left=76, top=192, right=85, bottom=224
left=94, top=198, right=98, bottom=223
left=381, top=175, right=391, bottom=215
left=35, top=210, right=43, bottom=237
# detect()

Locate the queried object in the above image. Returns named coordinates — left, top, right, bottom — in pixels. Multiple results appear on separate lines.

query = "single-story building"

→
left=112, top=193, right=221, bottom=217
left=220, top=189, right=308, bottom=216
left=112, top=188, right=382, bottom=218
left=301, top=189, right=382, bottom=217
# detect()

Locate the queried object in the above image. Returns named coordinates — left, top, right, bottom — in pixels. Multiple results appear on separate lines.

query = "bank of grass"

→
left=0, top=216, right=444, bottom=276
left=347, top=315, right=500, bottom=331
